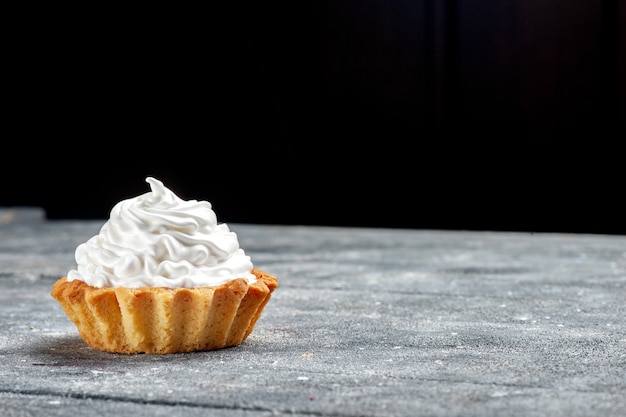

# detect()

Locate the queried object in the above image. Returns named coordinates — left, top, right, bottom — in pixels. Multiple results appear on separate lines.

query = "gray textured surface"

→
left=0, top=216, right=625, bottom=416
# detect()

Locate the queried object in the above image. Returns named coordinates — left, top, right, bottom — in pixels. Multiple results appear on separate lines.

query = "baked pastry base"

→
left=51, top=269, right=278, bottom=354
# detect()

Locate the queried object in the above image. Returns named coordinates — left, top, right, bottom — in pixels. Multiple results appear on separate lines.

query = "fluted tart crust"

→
left=51, top=269, right=278, bottom=354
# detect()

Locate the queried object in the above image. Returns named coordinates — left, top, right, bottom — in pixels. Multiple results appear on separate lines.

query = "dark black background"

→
left=4, top=1, right=625, bottom=234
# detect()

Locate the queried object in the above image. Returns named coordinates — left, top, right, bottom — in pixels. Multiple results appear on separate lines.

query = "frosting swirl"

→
left=66, top=177, right=256, bottom=288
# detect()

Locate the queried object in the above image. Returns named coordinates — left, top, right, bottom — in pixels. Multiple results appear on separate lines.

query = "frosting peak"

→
left=67, top=177, right=256, bottom=288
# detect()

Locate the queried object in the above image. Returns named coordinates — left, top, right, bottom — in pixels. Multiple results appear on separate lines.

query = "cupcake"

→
left=51, top=177, right=278, bottom=354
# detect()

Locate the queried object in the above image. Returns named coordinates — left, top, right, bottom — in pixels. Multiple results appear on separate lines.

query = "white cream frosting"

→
left=66, top=177, right=256, bottom=288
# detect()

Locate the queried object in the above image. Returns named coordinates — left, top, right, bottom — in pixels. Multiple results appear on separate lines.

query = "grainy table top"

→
left=1, top=209, right=625, bottom=417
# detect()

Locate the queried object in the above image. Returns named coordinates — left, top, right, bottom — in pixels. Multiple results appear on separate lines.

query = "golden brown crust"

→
left=51, top=269, right=278, bottom=354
